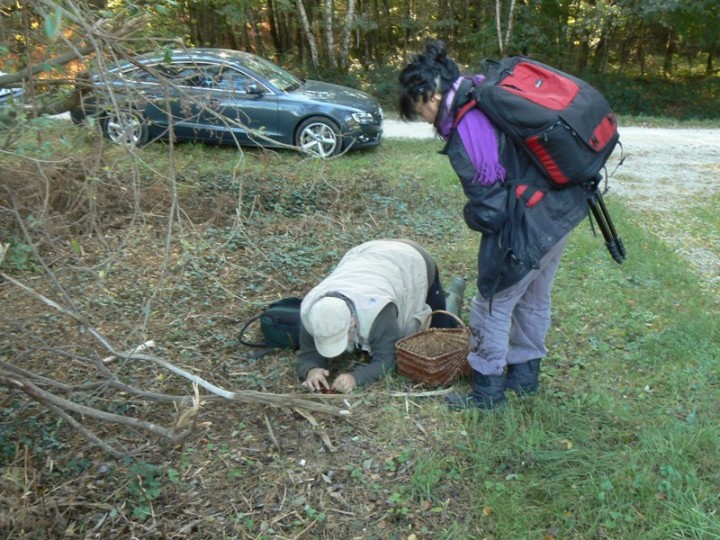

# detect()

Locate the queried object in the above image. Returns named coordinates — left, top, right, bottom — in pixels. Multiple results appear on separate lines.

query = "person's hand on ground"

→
left=303, top=368, right=330, bottom=392
left=332, top=373, right=356, bottom=394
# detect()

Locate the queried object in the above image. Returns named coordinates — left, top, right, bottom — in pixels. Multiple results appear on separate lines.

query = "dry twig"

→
left=0, top=270, right=349, bottom=456
left=293, top=407, right=338, bottom=453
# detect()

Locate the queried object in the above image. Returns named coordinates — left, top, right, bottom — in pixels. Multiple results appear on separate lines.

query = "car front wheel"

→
left=102, top=110, right=149, bottom=147
left=296, top=116, right=341, bottom=158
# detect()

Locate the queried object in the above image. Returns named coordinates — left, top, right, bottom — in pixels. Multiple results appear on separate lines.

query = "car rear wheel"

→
left=296, top=116, right=341, bottom=158
left=102, top=110, right=149, bottom=147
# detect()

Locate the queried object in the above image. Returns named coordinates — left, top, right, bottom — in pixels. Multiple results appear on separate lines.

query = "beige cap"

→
left=306, top=297, right=352, bottom=358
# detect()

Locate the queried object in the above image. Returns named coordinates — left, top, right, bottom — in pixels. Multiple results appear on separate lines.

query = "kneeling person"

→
left=298, top=239, right=461, bottom=393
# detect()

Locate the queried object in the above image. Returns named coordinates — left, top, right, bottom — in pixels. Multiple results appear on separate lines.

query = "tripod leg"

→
left=587, top=194, right=612, bottom=244
left=594, top=190, right=627, bottom=260
left=588, top=192, right=624, bottom=264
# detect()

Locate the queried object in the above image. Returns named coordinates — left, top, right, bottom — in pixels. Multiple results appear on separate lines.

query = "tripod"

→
left=587, top=179, right=626, bottom=264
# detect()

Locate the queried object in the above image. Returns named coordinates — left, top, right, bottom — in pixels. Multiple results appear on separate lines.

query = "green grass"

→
left=2, top=131, right=719, bottom=538
left=338, top=147, right=717, bottom=537
left=395, top=195, right=718, bottom=538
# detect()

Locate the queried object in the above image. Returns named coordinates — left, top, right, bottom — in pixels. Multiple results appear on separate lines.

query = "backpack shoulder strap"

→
left=452, top=78, right=480, bottom=129
left=453, top=99, right=477, bottom=129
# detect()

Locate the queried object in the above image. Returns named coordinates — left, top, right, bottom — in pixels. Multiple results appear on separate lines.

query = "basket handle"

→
left=421, top=310, right=468, bottom=333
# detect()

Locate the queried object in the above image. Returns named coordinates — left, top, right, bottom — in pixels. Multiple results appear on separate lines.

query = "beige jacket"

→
left=300, top=240, right=432, bottom=354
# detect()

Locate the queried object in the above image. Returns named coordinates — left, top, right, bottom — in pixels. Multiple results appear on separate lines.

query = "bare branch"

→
left=0, top=270, right=350, bottom=417
left=0, top=15, right=148, bottom=88
left=0, top=374, right=187, bottom=441
left=41, top=399, right=129, bottom=459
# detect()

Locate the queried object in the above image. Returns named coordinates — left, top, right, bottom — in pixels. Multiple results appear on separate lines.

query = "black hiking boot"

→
left=446, top=370, right=506, bottom=410
left=506, top=358, right=541, bottom=395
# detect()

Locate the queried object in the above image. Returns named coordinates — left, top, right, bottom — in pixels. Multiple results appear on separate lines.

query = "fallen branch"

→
left=0, top=374, right=193, bottom=442
left=387, top=387, right=456, bottom=398
left=102, top=340, right=156, bottom=364
left=41, top=399, right=129, bottom=459
left=2, top=271, right=351, bottom=419
left=0, top=269, right=350, bottom=457
left=263, top=413, right=281, bottom=451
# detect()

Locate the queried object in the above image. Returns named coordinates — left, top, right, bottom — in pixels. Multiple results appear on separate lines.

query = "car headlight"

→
left=351, top=111, right=375, bottom=124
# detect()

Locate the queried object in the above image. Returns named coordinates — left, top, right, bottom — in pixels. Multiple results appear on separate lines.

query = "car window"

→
left=123, top=63, right=211, bottom=88
left=163, top=63, right=215, bottom=88
left=126, top=66, right=163, bottom=83
left=121, top=63, right=182, bottom=84
left=114, top=59, right=276, bottom=94
left=215, top=68, right=254, bottom=93
left=239, top=56, right=302, bottom=92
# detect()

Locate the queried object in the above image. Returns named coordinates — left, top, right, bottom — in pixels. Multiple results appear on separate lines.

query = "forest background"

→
left=1, top=1, right=720, bottom=539
left=1, top=0, right=720, bottom=119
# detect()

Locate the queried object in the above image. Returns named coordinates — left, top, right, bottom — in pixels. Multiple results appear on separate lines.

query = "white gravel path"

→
left=383, top=120, right=720, bottom=300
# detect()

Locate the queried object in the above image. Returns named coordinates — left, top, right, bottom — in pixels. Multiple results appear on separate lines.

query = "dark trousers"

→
left=425, top=270, right=459, bottom=328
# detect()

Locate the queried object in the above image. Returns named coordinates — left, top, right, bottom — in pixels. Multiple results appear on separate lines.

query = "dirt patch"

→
left=604, top=127, right=720, bottom=297
left=604, top=127, right=720, bottom=210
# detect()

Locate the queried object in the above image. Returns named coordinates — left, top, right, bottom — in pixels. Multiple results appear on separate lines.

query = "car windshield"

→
left=240, top=55, right=302, bottom=92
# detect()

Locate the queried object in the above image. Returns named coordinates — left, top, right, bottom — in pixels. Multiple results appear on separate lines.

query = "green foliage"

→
left=588, top=73, right=720, bottom=120
left=121, top=458, right=179, bottom=521
left=0, top=401, right=71, bottom=464
left=0, top=401, right=23, bottom=462
left=0, top=235, right=35, bottom=272
left=43, top=10, right=62, bottom=39
left=312, top=57, right=720, bottom=120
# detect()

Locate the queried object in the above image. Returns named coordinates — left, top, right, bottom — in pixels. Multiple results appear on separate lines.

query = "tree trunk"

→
left=663, top=29, right=675, bottom=77
left=382, top=0, right=392, bottom=59
left=241, top=15, right=252, bottom=51
left=277, top=5, right=292, bottom=54
left=495, top=0, right=517, bottom=56
left=324, top=0, right=337, bottom=68
left=297, top=0, right=320, bottom=68
left=402, top=0, right=410, bottom=61
left=706, top=37, right=716, bottom=75
left=495, top=0, right=503, bottom=55
left=267, top=0, right=282, bottom=52
left=372, top=0, right=382, bottom=65
left=340, top=0, right=356, bottom=70
left=592, top=19, right=611, bottom=74
left=253, top=9, right=267, bottom=56
left=188, top=3, right=200, bottom=47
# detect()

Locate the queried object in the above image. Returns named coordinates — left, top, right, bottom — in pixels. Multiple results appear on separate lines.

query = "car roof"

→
left=110, top=48, right=259, bottom=72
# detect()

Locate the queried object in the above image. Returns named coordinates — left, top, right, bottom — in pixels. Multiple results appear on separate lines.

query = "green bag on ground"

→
left=238, top=297, right=302, bottom=350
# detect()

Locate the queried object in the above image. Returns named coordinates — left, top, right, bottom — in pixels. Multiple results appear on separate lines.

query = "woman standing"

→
left=398, top=40, right=591, bottom=409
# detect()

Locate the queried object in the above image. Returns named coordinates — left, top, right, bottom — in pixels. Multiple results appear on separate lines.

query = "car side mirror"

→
left=245, top=82, right=264, bottom=95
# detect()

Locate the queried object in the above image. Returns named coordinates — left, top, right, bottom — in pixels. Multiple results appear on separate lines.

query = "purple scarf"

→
left=437, top=76, right=505, bottom=186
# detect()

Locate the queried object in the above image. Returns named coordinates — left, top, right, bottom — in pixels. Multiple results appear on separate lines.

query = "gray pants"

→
left=467, top=234, right=570, bottom=375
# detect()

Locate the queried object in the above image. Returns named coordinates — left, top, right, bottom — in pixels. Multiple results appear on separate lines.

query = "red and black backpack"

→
left=456, top=56, right=620, bottom=188
left=454, top=57, right=626, bottom=264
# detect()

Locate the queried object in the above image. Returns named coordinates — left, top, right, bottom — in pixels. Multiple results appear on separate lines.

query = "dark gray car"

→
left=71, top=48, right=383, bottom=157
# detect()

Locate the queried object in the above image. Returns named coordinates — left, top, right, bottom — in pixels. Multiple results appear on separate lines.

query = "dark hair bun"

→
left=397, top=39, right=459, bottom=120
left=425, top=40, right=448, bottom=63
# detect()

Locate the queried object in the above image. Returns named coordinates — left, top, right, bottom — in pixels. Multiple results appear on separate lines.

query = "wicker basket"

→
left=396, top=310, right=472, bottom=387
